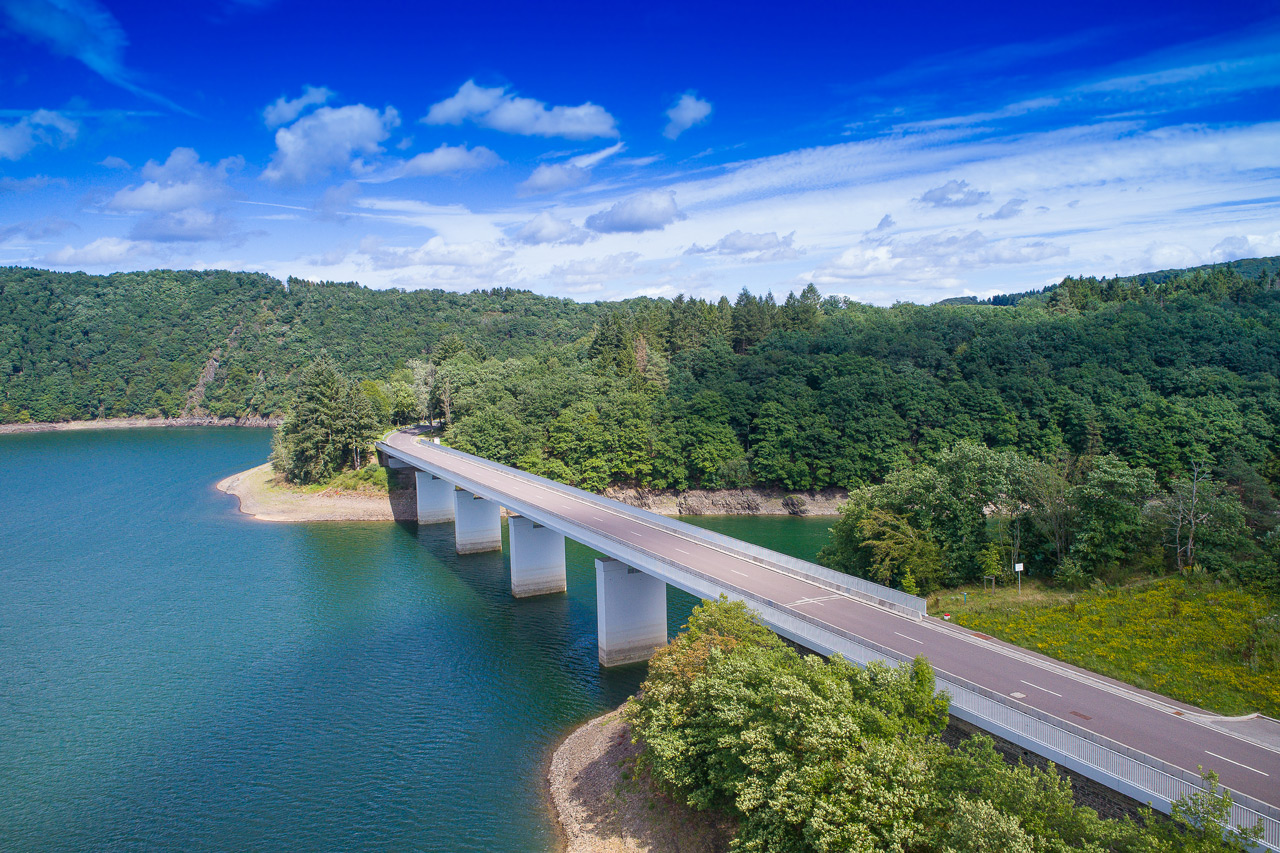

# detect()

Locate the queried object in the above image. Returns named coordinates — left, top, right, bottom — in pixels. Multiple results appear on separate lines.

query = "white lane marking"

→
left=673, top=547, right=691, bottom=555
left=893, top=631, right=924, bottom=645
left=1204, top=750, right=1270, bottom=777
left=1020, top=680, right=1063, bottom=698
left=789, top=595, right=840, bottom=607
left=627, top=531, right=644, bottom=539
left=591, top=515, right=604, bottom=521
left=730, top=569, right=749, bottom=577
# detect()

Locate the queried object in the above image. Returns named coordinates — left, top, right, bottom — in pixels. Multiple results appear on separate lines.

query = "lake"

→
left=0, top=428, right=836, bottom=852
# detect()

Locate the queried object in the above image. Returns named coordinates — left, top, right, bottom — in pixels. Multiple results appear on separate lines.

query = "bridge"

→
left=375, top=430, right=1280, bottom=849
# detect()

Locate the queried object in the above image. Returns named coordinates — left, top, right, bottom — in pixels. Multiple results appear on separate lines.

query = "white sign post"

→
left=1015, top=562, right=1024, bottom=595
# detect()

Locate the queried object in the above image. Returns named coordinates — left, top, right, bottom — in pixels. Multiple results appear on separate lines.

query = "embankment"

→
left=0, top=415, right=281, bottom=434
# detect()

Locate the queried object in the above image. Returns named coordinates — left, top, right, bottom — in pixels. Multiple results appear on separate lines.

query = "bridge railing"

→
left=380, top=437, right=1279, bottom=850
left=413, top=440, right=927, bottom=618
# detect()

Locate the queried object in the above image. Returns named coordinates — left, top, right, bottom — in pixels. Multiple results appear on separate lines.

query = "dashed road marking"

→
left=673, top=547, right=691, bottom=555
left=730, top=569, right=749, bottom=577
left=893, top=631, right=924, bottom=645
left=1205, top=751, right=1270, bottom=777
left=1020, top=680, right=1062, bottom=698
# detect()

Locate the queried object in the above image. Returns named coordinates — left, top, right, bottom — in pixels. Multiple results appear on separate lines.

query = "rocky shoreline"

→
left=0, top=415, right=281, bottom=434
left=547, top=708, right=733, bottom=853
left=604, top=485, right=846, bottom=516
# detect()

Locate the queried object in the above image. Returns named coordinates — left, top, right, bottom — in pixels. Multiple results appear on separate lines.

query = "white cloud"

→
left=550, top=252, right=641, bottom=285
left=423, top=80, right=618, bottom=139
left=518, top=142, right=624, bottom=195
left=264, top=85, right=334, bottom=128
left=130, top=208, right=239, bottom=242
left=99, top=155, right=130, bottom=169
left=0, top=109, right=78, bottom=160
left=368, top=143, right=501, bottom=182
left=664, top=92, right=712, bottom=139
left=108, top=147, right=240, bottom=212
left=918, top=179, right=991, bottom=208
left=263, top=104, right=400, bottom=183
left=874, top=214, right=895, bottom=231
left=513, top=211, right=593, bottom=245
left=585, top=190, right=686, bottom=233
left=1210, top=230, right=1280, bottom=263
left=47, top=236, right=154, bottom=266
left=984, top=198, right=1027, bottom=220
left=360, top=235, right=513, bottom=271
left=686, top=230, right=798, bottom=261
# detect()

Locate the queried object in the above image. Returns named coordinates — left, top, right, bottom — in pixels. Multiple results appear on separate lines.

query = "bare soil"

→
left=548, top=709, right=734, bottom=853
left=216, top=463, right=417, bottom=522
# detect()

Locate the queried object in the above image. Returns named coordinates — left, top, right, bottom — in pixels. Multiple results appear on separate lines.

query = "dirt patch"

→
left=216, top=463, right=416, bottom=522
left=548, top=708, right=734, bottom=853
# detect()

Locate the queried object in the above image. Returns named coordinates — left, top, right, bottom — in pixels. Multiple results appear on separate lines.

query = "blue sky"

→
left=2, top=0, right=1279, bottom=304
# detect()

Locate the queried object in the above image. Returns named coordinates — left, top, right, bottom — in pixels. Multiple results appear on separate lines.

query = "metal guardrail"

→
left=378, top=438, right=1280, bottom=851
left=410, top=441, right=926, bottom=618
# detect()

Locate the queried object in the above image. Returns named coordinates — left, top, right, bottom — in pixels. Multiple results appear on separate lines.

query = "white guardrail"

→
left=378, top=438, right=1280, bottom=851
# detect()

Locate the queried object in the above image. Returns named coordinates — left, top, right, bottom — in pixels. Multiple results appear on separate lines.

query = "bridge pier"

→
left=595, top=558, right=667, bottom=666
left=508, top=515, right=566, bottom=597
left=415, top=471, right=455, bottom=523
left=454, top=489, right=502, bottom=554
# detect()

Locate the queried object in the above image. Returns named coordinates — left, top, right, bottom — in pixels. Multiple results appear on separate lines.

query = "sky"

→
left=1, top=0, right=1279, bottom=305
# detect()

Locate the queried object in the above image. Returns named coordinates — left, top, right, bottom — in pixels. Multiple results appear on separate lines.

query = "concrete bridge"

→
left=376, top=430, right=1280, bottom=849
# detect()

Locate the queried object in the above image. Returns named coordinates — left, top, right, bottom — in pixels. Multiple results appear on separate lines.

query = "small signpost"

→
left=1015, top=562, right=1024, bottom=595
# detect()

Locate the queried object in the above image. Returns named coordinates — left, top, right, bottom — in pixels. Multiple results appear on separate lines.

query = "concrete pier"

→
left=595, top=558, right=667, bottom=666
left=508, top=515, right=567, bottom=597
left=415, top=471, right=455, bottom=523
left=454, top=489, right=502, bottom=554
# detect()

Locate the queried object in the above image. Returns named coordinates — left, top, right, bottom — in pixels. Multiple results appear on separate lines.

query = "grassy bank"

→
left=929, top=577, right=1280, bottom=718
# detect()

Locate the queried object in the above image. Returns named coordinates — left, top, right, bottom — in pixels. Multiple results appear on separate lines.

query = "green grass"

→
left=293, top=463, right=390, bottom=494
left=928, top=576, right=1280, bottom=718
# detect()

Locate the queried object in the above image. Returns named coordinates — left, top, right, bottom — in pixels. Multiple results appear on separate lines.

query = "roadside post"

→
left=1015, top=562, right=1024, bottom=595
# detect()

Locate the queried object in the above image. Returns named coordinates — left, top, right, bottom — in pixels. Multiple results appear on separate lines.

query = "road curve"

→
left=381, top=432, right=1280, bottom=812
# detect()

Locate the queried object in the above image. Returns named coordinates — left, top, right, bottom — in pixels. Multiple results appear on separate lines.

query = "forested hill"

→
left=3, top=259, right=1279, bottom=494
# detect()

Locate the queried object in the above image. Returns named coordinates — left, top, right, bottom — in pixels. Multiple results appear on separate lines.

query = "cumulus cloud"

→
left=918, top=179, right=990, bottom=208
left=423, top=80, right=617, bottom=139
left=108, top=147, right=240, bottom=212
left=585, top=190, right=686, bottom=233
left=983, top=198, right=1027, bottom=220
left=0, top=109, right=78, bottom=160
left=263, top=85, right=334, bottom=128
left=518, top=142, right=624, bottom=195
left=686, top=230, right=798, bottom=261
left=1210, top=230, right=1280, bottom=263
left=367, top=143, right=501, bottom=182
left=46, top=236, right=154, bottom=266
left=513, top=211, right=593, bottom=245
left=1, top=0, right=187, bottom=112
left=664, top=92, right=712, bottom=139
left=263, top=104, right=400, bottom=183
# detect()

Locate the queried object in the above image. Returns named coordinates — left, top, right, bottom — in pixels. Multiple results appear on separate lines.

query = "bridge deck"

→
left=378, top=432, right=1280, bottom=827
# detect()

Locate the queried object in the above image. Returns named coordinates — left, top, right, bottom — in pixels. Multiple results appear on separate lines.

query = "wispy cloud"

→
left=519, top=142, right=624, bottom=195
left=0, top=109, right=77, bottom=160
left=1, top=0, right=190, bottom=113
left=664, top=92, right=712, bottom=139
left=264, top=85, right=334, bottom=128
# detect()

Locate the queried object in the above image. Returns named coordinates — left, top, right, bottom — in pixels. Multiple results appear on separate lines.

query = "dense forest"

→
left=5, top=258, right=1280, bottom=590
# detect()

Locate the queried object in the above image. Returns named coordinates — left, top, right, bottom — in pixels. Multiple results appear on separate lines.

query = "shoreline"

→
left=0, top=415, right=281, bottom=435
left=218, top=460, right=847, bottom=523
left=547, top=707, right=733, bottom=853
left=216, top=463, right=415, bottom=523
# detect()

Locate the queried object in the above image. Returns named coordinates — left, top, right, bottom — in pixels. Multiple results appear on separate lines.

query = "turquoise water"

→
left=0, top=428, right=835, bottom=852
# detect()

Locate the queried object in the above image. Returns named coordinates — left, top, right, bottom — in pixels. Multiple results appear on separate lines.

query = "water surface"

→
left=0, top=428, right=834, bottom=852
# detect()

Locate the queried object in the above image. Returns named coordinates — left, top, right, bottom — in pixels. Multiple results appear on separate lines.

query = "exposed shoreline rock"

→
left=603, top=485, right=847, bottom=516
left=216, top=463, right=417, bottom=523
left=547, top=708, right=733, bottom=853
left=0, top=415, right=281, bottom=434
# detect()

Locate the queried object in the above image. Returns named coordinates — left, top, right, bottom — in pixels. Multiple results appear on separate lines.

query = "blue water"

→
left=0, top=428, right=835, bottom=852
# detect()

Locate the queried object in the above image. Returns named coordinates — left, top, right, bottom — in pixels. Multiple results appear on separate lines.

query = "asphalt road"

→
left=382, top=433, right=1280, bottom=811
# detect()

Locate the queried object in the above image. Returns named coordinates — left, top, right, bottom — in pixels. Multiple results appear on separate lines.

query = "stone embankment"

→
left=0, top=415, right=281, bottom=434
left=603, top=486, right=847, bottom=516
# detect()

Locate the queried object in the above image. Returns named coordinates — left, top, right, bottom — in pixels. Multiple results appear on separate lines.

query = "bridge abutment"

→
left=508, top=515, right=567, bottom=597
left=595, top=558, right=667, bottom=666
left=454, top=489, right=502, bottom=554
left=415, top=471, right=455, bottom=523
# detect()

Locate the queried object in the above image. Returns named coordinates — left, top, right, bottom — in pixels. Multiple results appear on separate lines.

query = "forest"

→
left=4, top=258, right=1280, bottom=592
